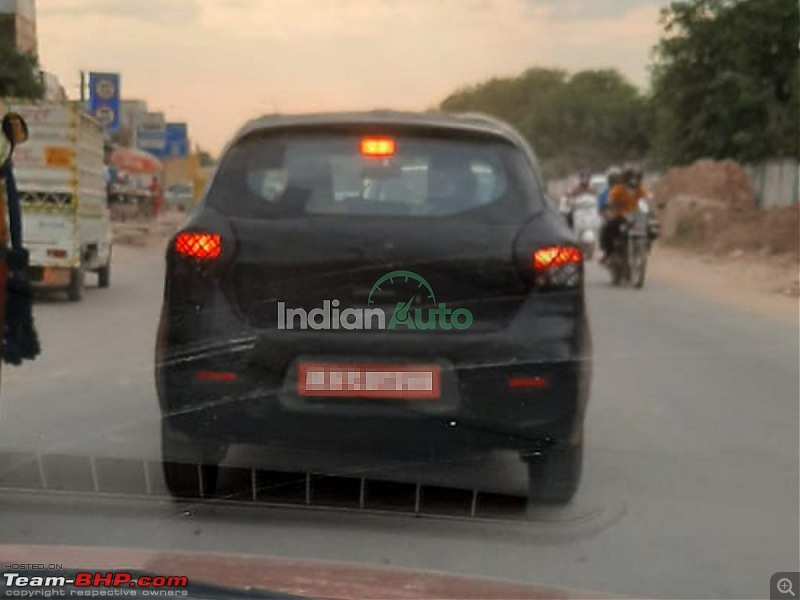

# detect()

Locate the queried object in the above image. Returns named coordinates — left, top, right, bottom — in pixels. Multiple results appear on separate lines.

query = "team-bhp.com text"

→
left=3, top=572, right=189, bottom=597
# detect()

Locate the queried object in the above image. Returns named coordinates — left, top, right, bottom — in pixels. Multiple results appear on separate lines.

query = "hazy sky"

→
left=37, top=0, right=664, bottom=153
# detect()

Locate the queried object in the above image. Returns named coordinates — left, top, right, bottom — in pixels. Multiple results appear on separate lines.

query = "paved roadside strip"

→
left=113, top=212, right=186, bottom=248
left=647, top=245, right=799, bottom=325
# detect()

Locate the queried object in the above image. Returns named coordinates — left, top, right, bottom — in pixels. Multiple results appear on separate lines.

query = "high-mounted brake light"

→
left=533, top=245, right=582, bottom=270
left=174, top=232, right=222, bottom=260
left=360, top=136, right=396, bottom=158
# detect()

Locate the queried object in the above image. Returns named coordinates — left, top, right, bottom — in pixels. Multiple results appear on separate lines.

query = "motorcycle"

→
left=557, top=195, right=573, bottom=226
left=607, top=199, right=658, bottom=289
left=570, top=193, right=600, bottom=260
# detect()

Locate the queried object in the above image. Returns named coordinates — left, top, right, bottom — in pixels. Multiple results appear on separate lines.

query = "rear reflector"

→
left=508, top=376, right=549, bottom=389
left=195, top=370, right=237, bottom=382
left=174, top=233, right=221, bottom=260
left=533, top=245, right=582, bottom=270
left=46, top=249, right=68, bottom=258
left=360, top=136, right=396, bottom=158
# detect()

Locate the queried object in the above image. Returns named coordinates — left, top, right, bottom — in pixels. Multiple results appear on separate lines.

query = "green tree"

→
left=651, top=0, right=799, bottom=165
left=194, top=146, right=215, bottom=167
left=0, top=39, right=44, bottom=99
left=559, top=70, right=652, bottom=169
left=440, top=68, right=651, bottom=179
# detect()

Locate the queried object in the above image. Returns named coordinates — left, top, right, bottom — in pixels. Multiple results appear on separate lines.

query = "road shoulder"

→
left=648, top=245, right=799, bottom=325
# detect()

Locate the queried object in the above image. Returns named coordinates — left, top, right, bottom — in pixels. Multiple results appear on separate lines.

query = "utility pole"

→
left=79, top=71, right=86, bottom=103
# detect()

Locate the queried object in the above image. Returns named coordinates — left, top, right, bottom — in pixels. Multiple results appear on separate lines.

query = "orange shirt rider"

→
left=607, top=182, right=649, bottom=219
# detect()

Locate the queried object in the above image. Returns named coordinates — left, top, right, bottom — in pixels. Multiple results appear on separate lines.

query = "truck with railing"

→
left=3, top=101, right=112, bottom=301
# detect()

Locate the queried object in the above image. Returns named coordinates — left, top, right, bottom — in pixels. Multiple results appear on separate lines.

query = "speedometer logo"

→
left=368, top=269, right=471, bottom=330
left=367, top=270, right=436, bottom=306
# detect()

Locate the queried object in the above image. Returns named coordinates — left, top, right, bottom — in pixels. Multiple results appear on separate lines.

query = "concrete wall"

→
left=548, top=160, right=799, bottom=212
left=745, top=158, right=800, bottom=209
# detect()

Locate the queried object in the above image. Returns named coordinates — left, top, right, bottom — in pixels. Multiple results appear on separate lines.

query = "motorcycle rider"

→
left=600, top=165, right=649, bottom=264
left=569, top=170, right=593, bottom=198
left=563, top=169, right=593, bottom=228
left=597, top=167, right=621, bottom=216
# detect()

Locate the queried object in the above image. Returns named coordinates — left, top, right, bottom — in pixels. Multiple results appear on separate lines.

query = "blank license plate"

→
left=297, top=362, right=441, bottom=400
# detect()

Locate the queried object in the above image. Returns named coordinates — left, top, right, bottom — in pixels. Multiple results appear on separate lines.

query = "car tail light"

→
left=532, top=245, right=582, bottom=289
left=174, top=232, right=221, bottom=260
left=360, top=136, right=396, bottom=158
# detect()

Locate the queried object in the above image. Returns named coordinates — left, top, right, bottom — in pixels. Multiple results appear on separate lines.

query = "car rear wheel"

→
left=97, top=250, right=111, bottom=289
left=97, top=263, right=111, bottom=288
left=67, top=267, right=84, bottom=301
left=631, top=244, right=647, bottom=289
left=161, top=420, right=228, bottom=499
left=610, top=261, right=623, bottom=286
left=525, top=432, right=583, bottom=505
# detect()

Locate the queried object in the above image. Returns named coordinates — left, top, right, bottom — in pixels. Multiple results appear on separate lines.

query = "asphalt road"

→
left=0, top=233, right=798, bottom=599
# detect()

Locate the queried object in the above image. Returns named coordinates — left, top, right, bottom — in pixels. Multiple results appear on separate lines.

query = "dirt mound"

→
left=710, top=205, right=799, bottom=257
left=653, top=159, right=798, bottom=262
left=659, top=194, right=727, bottom=241
left=652, top=159, right=757, bottom=213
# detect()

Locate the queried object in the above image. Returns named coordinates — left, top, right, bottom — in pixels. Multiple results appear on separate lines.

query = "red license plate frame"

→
left=297, top=362, right=441, bottom=400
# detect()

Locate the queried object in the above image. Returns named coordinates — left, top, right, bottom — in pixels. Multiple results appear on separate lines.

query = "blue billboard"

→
left=88, top=72, right=121, bottom=132
left=135, top=112, right=166, bottom=155
left=163, top=123, right=189, bottom=158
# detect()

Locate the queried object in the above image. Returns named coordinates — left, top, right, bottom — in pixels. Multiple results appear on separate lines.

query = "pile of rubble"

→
left=652, top=159, right=757, bottom=213
left=652, top=159, right=799, bottom=260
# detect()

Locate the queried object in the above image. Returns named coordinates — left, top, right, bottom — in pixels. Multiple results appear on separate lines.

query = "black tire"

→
left=161, top=420, right=227, bottom=499
left=610, top=261, right=623, bottom=286
left=632, top=251, right=648, bottom=289
left=97, top=261, right=111, bottom=289
left=525, top=433, right=583, bottom=505
left=67, top=267, right=84, bottom=302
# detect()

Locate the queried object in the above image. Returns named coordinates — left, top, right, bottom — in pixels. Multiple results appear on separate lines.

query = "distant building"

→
left=120, top=100, right=149, bottom=132
left=0, top=0, right=37, bottom=54
left=40, top=71, right=67, bottom=103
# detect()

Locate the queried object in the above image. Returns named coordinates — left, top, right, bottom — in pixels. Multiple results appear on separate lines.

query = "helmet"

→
left=607, top=167, right=622, bottom=187
left=623, top=165, right=643, bottom=188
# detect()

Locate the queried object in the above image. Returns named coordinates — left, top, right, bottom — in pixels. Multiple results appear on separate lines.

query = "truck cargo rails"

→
left=5, top=101, right=112, bottom=301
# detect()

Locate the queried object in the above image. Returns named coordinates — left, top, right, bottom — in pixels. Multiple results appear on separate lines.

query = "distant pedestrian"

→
left=149, top=176, right=164, bottom=218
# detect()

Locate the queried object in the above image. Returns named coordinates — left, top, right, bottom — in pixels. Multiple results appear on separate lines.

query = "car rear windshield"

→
left=207, top=128, right=545, bottom=219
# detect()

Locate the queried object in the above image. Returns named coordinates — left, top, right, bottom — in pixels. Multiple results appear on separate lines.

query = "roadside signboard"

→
left=135, top=112, right=166, bottom=154
left=163, top=123, right=189, bottom=159
left=88, top=72, right=121, bottom=132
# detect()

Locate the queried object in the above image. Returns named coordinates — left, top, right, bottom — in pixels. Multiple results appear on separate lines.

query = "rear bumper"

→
left=156, top=292, right=592, bottom=455
left=159, top=359, right=589, bottom=454
left=29, top=266, right=73, bottom=289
